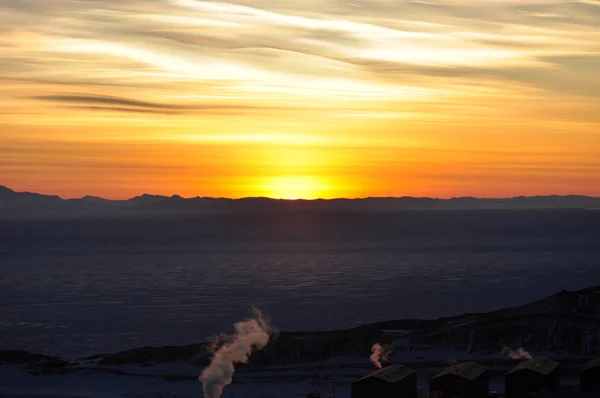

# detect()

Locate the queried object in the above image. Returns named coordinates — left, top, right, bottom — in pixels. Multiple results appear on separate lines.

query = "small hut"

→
left=351, top=364, right=417, bottom=398
left=505, top=357, right=560, bottom=398
left=581, top=357, right=600, bottom=393
left=429, top=361, right=489, bottom=398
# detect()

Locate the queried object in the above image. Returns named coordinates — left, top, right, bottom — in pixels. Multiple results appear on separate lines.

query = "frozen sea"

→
left=1, top=210, right=600, bottom=358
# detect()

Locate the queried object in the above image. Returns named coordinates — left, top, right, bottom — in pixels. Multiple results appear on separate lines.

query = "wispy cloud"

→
left=2, top=0, right=597, bottom=106
left=28, top=94, right=288, bottom=115
left=0, top=0, right=599, bottom=198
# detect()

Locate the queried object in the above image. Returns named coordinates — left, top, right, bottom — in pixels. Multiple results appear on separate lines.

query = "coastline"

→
left=3, top=285, right=599, bottom=369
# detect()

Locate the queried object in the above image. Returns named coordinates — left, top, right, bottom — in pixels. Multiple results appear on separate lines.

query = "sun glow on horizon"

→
left=0, top=0, right=599, bottom=198
left=256, top=175, right=334, bottom=200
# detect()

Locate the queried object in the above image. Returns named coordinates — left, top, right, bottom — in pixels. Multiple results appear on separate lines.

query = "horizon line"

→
left=2, top=184, right=599, bottom=202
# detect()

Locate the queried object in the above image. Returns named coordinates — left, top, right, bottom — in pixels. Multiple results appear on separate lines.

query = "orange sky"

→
left=1, top=0, right=599, bottom=199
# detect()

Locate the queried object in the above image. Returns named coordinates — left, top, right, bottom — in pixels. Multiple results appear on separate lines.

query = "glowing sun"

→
left=259, top=176, right=330, bottom=200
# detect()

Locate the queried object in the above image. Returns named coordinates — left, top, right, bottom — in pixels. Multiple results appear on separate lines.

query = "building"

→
left=429, top=362, right=489, bottom=398
left=505, top=357, right=560, bottom=398
left=534, top=389, right=585, bottom=398
left=351, top=364, right=417, bottom=398
left=580, top=357, right=600, bottom=393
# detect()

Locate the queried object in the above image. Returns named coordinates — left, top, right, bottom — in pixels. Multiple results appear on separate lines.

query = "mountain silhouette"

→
left=1, top=185, right=600, bottom=216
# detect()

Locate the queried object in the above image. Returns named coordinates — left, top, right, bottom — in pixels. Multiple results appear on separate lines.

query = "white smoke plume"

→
left=199, top=308, right=271, bottom=398
left=502, top=346, right=532, bottom=360
left=370, top=343, right=392, bottom=369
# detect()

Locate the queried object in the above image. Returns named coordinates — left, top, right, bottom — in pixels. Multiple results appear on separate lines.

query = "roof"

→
left=356, top=364, right=415, bottom=384
left=581, top=357, right=600, bottom=372
left=534, top=389, right=583, bottom=398
left=432, top=362, right=488, bottom=381
left=506, top=357, right=559, bottom=376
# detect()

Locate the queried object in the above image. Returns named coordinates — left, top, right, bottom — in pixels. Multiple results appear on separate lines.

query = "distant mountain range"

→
left=1, top=185, right=600, bottom=216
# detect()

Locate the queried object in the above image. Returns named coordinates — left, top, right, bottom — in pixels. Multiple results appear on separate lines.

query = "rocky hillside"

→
left=360, top=285, right=600, bottom=357
left=2, top=286, right=599, bottom=371
left=76, top=328, right=390, bottom=368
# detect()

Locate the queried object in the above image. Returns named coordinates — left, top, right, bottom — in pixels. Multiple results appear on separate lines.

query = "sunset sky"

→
left=1, top=0, right=599, bottom=199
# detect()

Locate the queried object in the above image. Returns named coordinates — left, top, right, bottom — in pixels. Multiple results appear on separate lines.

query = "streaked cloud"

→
left=0, top=0, right=598, bottom=198
left=28, top=94, right=293, bottom=115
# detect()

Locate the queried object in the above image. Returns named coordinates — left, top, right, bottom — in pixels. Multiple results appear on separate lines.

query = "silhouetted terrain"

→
left=2, top=185, right=600, bottom=216
left=2, top=285, right=599, bottom=372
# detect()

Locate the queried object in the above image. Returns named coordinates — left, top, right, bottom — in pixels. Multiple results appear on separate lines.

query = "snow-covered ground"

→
left=1, top=346, right=584, bottom=398
left=3, top=321, right=592, bottom=398
left=1, top=363, right=347, bottom=398
left=4, top=211, right=600, bottom=359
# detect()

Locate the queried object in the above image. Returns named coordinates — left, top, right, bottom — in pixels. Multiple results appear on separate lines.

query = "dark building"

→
left=535, top=389, right=586, bottom=398
left=429, top=362, right=489, bottom=398
left=351, top=364, right=417, bottom=398
left=581, top=358, right=600, bottom=393
left=505, top=357, right=560, bottom=398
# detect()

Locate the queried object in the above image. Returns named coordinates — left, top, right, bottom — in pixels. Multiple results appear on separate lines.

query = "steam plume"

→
left=370, top=343, right=392, bottom=369
left=502, top=346, right=532, bottom=360
left=199, top=308, right=270, bottom=398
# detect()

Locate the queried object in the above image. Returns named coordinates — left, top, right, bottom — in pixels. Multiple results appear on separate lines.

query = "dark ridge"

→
left=2, top=285, right=599, bottom=369
left=2, top=185, right=600, bottom=217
